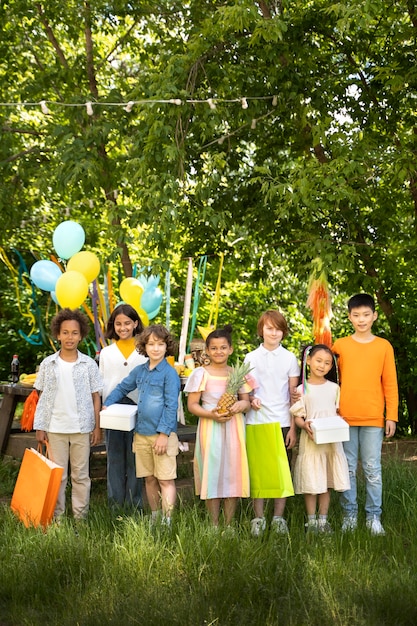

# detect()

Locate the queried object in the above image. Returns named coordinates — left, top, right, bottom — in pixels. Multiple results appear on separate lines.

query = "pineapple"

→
left=216, top=359, right=253, bottom=415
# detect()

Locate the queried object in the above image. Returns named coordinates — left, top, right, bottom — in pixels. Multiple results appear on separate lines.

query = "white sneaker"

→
left=341, top=516, right=357, bottom=532
left=271, top=516, right=289, bottom=535
left=366, top=517, right=385, bottom=536
left=251, top=517, right=266, bottom=536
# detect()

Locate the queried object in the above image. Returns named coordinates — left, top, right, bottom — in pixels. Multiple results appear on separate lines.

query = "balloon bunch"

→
left=119, top=272, right=163, bottom=324
left=29, top=221, right=100, bottom=309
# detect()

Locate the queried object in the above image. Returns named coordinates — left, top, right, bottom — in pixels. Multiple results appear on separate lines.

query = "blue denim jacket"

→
left=105, top=358, right=180, bottom=436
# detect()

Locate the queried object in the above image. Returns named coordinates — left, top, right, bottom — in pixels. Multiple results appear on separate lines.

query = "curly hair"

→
left=135, top=324, right=177, bottom=357
left=105, top=303, right=145, bottom=340
left=50, top=308, right=90, bottom=340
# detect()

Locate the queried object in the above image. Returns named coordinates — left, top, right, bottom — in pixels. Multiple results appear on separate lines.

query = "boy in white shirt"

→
left=244, top=310, right=299, bottom=535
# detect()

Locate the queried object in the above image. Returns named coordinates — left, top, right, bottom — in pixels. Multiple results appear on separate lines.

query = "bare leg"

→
left=145, top=475, right=160, bottom=512
left=318, top=491, right=330, bottom=516
left=223, top=497, right=238, bottom=525
left=273, top=497, right=286, bottom=517
left=206, top=498, right=221, bottom=525
left=253, top=498, right=265, bottom=518
left=304, top=493, right=318, bottom=516
left=159, top=479, right=177, bottom=517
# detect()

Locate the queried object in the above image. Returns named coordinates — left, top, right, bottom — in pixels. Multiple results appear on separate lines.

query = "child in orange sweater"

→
left=332, top=293, right=398, bottom=535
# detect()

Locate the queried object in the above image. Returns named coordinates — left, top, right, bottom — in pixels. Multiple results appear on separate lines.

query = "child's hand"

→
left=36, top=429, right=48, bottom=443
left=153, top=433, right=168, bottom=455
left=229, top=399, right=251, bottom=415
left=90, top=425, right=102, bottom=446
left=211, top=409, right=233, bottom=423
left=303, top=419, right=314, bottom=440
left=291, top=388, right=302, bottom=404
left=250, top=397, right=262, bottom=410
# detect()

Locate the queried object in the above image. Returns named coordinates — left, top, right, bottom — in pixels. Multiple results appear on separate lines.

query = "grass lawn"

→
left=0, top=446, right=417, bottom=625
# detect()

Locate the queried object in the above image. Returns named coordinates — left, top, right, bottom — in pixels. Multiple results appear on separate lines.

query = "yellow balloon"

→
left=55, top=271, right=89, bottom=309
left=137, top=307, right=149, bottom=327
left=67, top=251, right=100, bottom=284
left=119, top=277, right=144, bottom=308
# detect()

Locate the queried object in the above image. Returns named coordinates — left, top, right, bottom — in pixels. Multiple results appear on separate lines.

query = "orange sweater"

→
left=332, top=336, right=398, bottom=427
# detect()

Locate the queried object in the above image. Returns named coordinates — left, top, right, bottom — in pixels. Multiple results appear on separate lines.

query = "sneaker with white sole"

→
left=366, top=517, right=385, bottom=536
left=318, top=521, right=333, bottom=534
left=341, top=516, right=357, bottom=532
left=271, top=516, right=289, bottom=535
left=251, top=517, right=266, bottom=536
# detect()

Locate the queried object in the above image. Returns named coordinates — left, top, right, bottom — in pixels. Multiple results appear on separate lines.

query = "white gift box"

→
left=100, top=404, right=137, bottom=431
left=311, top=416, right=349, bottom=445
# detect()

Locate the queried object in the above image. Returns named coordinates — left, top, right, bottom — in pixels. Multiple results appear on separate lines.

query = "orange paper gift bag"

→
left=11, top=444, right=64, bottom=529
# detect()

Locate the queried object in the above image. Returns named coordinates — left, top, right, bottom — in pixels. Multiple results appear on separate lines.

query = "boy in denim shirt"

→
left=104, top=324, right=180, bottom=524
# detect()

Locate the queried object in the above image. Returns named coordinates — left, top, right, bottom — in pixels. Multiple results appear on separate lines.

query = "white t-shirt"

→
left=244, top=344, right=300, bottom=427
left=49, top=357, right=80, bottom=433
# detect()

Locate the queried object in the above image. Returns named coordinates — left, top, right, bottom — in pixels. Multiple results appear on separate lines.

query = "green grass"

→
left=1, top=456, right=417, bottom=625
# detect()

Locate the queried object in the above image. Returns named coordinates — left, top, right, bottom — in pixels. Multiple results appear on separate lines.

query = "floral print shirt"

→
left=34, top=350, right=103, bottom=433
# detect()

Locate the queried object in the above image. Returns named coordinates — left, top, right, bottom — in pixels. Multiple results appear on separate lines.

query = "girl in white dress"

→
left=291, top=344, right=350, bottom=533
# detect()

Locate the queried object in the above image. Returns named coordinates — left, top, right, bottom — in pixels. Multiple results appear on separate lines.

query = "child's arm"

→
left=286, top=376, right=299, bottom=448
left=229, top=392, right=251, bottom=416
left=294, top=414, right=314, bottom=439
left=90, top=392, right=102, bottom=446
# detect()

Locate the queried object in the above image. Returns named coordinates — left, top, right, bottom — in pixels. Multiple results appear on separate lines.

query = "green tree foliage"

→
left=1, top=1, right=417, bottom=430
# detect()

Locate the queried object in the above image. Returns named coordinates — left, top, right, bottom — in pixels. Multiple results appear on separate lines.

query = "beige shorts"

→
left=133, top=432, right=179, bottom=480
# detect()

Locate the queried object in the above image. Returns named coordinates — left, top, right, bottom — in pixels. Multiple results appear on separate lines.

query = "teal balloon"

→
left=141, top=287, right=163, bottom=314
left=147, top=306, right=160, bottom=320
left=50, top=290, right=59, bottom=304
left=30, top=260, right=62, bottom=291
left=52, top=221, right=85, bottom=260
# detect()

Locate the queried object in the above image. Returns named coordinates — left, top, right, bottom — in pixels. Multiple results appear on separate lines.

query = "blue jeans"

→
left=106, top=428, right=143, bottom=510
left=340, top=426, right=384, bottom=519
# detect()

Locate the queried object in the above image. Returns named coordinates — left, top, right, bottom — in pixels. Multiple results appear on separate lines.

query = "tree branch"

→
left=84, top=2, right=99, bottom=97
left=35, top=3, right=69, bottom=68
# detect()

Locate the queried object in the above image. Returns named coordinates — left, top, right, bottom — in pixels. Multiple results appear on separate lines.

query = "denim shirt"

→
left=33, top=350, right=103, bottom=433
left=105, top=358, right=180, bottom=436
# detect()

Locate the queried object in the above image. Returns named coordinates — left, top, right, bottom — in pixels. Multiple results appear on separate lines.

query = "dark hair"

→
left=348, top=293, right=375, bottom=312
left=51, top=308, right=90, bottom=340
left=135, top=324, right=177, bottom=356
left=206, top=324, right=233, bottom=348
left=105, top=304, right=144, bottom=340
left=298, top=344, right=338, bottom=385
left=256, top=310, right=289, bottom=339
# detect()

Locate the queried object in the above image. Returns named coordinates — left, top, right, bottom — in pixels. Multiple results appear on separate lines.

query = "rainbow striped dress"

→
left=184, top=367, right=251, bottom=500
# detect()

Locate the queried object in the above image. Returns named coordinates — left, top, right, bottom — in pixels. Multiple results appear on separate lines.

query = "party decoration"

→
left=197, top=253, right=224, bottom=342
left=306, top=258, right=332, bottom=347
left=119, top=277, right=144, bottom=308
left=146, top=306, right=161, bottom=321
left=137, top=307, right=149, bottom=326
left=67, top=251, right=100, bottom=284
left=141, top=287, right=163, bottom=314
left=30, top=260, right=62, bottom=292
left=55, top=270, right=89, bottom=309
left=52, top=221, right=85, bottom=260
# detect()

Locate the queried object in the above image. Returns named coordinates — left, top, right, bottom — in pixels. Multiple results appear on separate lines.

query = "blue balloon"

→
left=30, top=260, right=62, bottom=291
left=141, top=287, right=163, bottom=314
left=147, top=306, right=160, bottom=320
left=52, top=221, right=85, bottom=260
left=137, top=273, right=160, bottom=289
left=50, top=290, right=59, bottom=304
